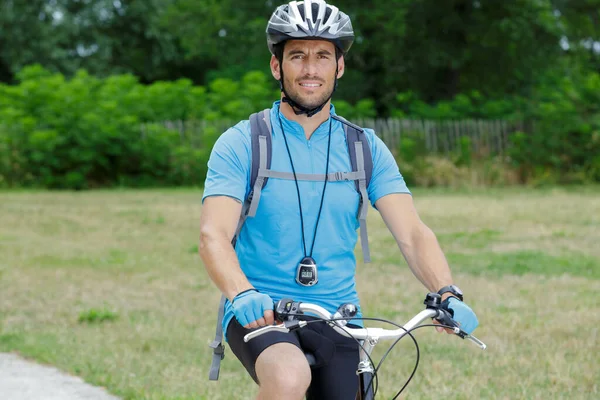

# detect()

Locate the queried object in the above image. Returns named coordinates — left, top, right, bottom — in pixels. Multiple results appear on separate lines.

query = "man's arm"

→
left=198, top=196, right=252, bottom=301
left=375, top=193, right=453, bottom=294
left=376, top=193, right=480, bottom=335
left=199, top=195, right=275, bottom=328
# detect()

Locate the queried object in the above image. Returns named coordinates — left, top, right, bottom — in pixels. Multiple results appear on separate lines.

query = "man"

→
left=199, top=1, right=479, bottom=399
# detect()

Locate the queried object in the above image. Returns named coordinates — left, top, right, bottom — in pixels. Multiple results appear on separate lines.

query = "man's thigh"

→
left=226, top=318, right=305, bottom=383
left=227, top=317, right=360, bottom=398
left=305, top=322, right=360, bottom=400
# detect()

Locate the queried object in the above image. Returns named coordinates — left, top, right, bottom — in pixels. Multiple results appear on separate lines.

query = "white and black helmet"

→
left=266, top=0, right=355, bottom=55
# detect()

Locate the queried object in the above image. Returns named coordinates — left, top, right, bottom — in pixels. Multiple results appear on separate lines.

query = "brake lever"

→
left=465, top=334, right=487, bottom=350
left=435, top=309, right=486, bottom=350
left=243, top=320, right=307, bottom=343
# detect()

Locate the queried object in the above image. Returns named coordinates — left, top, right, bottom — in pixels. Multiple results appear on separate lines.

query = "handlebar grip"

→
left=435, top=309, right=460, bottom=329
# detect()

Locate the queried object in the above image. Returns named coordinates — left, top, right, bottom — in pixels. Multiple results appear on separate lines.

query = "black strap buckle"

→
left=209, top=341, right=225, bottom=360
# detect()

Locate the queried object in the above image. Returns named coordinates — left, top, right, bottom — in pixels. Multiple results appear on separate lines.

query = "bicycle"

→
left=244, top=292, right=486, bottom=399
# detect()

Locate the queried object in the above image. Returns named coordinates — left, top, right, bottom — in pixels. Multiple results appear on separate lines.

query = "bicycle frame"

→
left=298, top=304, right=439, bottom=400
left=357, top=369, right=375, bottom=400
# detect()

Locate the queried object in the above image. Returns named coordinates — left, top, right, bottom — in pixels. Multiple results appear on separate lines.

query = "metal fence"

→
left=148, top=118, right=525, bottom=155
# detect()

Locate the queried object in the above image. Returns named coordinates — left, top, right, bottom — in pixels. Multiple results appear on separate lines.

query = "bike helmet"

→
left=266, top=0, right=355, bottom=56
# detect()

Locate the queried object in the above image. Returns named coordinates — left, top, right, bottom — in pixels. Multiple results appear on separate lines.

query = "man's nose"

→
left=302, top=57, right=319, bottom=76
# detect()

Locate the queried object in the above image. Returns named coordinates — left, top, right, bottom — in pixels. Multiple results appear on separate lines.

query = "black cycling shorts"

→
left=226, top=317, right=360, bottom=399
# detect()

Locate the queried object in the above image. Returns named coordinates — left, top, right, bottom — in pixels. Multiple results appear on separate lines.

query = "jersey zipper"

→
left=307, top=139, right=316, bottom=193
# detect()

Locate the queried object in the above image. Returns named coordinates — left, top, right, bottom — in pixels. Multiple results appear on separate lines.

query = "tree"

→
left=0, top=0, right=68, bottom=82
left=387, top=0, right=563, bottom=104
left=161, top=0, right=276, bottom=84
left=553, top=0, right=600, bottom=72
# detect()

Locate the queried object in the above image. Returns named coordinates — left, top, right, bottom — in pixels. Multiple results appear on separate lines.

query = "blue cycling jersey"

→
left=202, top=101, right=411, bottom=339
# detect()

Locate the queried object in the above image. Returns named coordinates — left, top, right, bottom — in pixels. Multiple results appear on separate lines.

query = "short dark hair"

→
left=273, top=41, right=343, bottom=63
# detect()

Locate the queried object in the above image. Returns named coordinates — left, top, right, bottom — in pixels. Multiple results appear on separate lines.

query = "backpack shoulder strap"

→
left=209, top=108, right=272, bottom=382
left=332, top=114, right=373, bottom=263
left=208, top=294, right=226, bottom=380
left=247, top=108, right=272, bottom=218
left=333, top=115, right=373, bottom=188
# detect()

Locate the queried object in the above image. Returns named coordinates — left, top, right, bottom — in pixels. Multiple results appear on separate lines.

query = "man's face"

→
left=271, top=39, right=345, bottom=110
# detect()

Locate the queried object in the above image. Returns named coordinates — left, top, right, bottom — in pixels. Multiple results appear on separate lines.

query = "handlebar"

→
left=243, top=293, right=486, bottom=350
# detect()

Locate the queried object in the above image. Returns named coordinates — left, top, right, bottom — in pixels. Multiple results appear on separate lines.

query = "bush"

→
left=392, top=71, right=600, bottom=184
left=507, top=71, right=600, bottom=184
left=397, top=153, right=520, bottom=189
left=0, top=65, right=276, bottom=188
left=2, top=63, right=598, bottom=188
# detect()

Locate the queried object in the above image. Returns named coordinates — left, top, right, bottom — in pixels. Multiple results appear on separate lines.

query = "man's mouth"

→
left=299, top=82, right=322, bottom=88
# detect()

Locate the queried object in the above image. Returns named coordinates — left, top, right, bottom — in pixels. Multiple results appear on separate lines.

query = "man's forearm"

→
left=199, top=234, right=253, bottom=301
left=399, top=223, right=454, bottom=293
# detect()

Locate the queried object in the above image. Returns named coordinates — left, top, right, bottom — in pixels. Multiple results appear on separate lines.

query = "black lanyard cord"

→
left=278, top=113, right=332, bottom=258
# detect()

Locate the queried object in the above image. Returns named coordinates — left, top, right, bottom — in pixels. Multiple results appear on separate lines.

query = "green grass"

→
left=0, top=187, right=599, bottom=399
left=447, top=250, right=600, bottom=278
left=78, top=308, right=120, bottom=324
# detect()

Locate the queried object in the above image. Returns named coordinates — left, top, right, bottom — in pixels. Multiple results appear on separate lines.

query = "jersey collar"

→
left=271, top=100, right=337, bottom=140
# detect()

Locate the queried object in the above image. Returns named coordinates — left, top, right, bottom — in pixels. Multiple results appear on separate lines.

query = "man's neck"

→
left=279, top=98, right=331, bottom=140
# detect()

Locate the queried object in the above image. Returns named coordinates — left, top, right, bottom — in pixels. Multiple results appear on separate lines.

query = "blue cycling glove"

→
left=442, top=297, right=479, bottom=334
left=231, top=289, right=273, bottom=327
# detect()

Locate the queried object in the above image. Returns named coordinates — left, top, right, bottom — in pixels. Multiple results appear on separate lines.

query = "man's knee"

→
left=255, top=342, right=311, bottom=395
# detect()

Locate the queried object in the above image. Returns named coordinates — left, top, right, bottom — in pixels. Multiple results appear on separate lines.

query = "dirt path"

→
left=0, top=353, right=120, bottom=400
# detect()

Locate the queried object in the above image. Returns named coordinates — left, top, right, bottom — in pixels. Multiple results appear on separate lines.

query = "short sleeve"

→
left=365, top=128, right=411, bottom=207
left=202, top=121, right=251, bottom=203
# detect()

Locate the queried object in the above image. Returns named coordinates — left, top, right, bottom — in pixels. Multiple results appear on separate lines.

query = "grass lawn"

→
left=0, top=186, right=599, bottom=399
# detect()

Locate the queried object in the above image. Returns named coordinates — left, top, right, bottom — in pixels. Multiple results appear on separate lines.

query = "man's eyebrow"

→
left=316, top=49, right=333, bottom=55
left=286, top=48, right=333, bottom=56
left=287, top=49, right=306, bottom=56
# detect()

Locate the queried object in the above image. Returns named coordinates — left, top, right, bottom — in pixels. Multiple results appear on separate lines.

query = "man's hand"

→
left=435, top=295, right=479, bottom=334
left=231, top=289, right=275, bottom=329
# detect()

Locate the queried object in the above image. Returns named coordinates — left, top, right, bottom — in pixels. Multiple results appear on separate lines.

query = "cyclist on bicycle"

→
left=199, top=1, right=479, bottom=399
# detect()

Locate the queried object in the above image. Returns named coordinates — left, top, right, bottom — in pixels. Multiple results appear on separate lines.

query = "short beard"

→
left=281, top=73, right=336, bottom=111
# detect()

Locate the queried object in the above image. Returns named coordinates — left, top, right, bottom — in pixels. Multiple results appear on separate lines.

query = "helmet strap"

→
left=279, top=60, right=339, bottom=118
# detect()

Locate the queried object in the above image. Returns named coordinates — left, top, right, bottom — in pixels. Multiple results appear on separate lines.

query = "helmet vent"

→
left=311, top=3, right=320, bottom=23
left=323, top=7, right=333, bottom=24
left=279, top=12, right=290, bottom=23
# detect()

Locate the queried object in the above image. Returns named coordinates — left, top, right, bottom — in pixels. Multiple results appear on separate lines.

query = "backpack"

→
left=208, top=108, right=374, bottom=380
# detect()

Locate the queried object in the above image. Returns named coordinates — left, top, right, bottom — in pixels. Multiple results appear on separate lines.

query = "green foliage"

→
left=334, top=98, right=378, bottom=119
left=393, top=90, right=522, bottom=120
left=204, top=71, right=279, bottom=120
left=168, top=146, right=209, bottom=186
left=507, top=71, right=600, bottom=184
left=1, top=0, right=584, bottom=113
left=0, top=65, right=240, bottom=188
left=0, top=64, right=389, bottom=189
left=389, top=68, right=600, bottom=184
left=2, top=60, right=599, bottom=189
left=454, top=136, right=473, bottom=167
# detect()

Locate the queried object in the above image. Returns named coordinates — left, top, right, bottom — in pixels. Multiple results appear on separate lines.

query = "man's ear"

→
left=270, top=55, right=281, bottom=80
left=336, top=55, right=345, bottom=79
